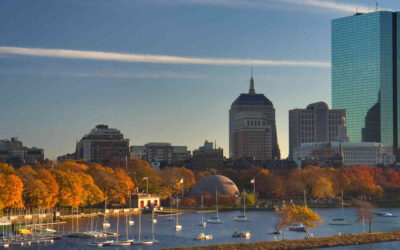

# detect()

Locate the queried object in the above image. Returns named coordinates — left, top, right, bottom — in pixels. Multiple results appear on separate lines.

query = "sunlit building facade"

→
left=332, top=11, right=400, bottom=155
left=229, top=77, right=280, bottom=160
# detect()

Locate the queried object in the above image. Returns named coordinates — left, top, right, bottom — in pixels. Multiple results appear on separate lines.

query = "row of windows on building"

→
left=246, top=120, right=266, bottom=126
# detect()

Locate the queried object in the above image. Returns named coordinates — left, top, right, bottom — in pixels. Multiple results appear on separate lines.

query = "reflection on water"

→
left=12, top=208, right=400, bottom=249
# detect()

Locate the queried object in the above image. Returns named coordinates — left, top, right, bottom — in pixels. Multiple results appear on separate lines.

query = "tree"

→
left=53, top=170, right=83, bottom=208
left=182, top=198, right=196, bottom=207
left=0, top=173, right=24, bottom=208
left=0, top=163, right=15, bottom=175
left=353, top=199, right=376, bottom=233
left=312, top=177, right=335, bottom=200
left=276, top=204, right=323, bottom=238
left=126, top=160, right=165, bottom=195
left=159, top=167, right=195, bottom=194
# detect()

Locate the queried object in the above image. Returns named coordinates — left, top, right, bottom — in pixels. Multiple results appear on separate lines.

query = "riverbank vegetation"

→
left=2, top=160, right=400, bottom=214
left=167, top=231, right=400, bottom=250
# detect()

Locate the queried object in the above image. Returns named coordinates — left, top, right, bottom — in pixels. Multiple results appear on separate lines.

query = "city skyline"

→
left=1, top=0, right=398, bottom=159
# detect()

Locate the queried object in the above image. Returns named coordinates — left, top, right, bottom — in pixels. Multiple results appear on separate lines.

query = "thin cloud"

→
left=0, top=46, right=330, bottom=68
left=153, top=0, right=370, bottom=13
left=280, top=0, right=369, bottom=13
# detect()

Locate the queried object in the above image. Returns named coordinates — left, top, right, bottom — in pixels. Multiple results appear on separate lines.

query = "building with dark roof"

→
left=75, top=124, right=130, bottom=166
left=289, top=102, right=345, bottom=158
left=0, top=137, right=44, bottom=167
left=229, top=76, right=280, bottom=161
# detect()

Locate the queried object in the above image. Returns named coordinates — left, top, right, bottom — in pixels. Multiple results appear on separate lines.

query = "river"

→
left=10, top=207, right=400, bottom=249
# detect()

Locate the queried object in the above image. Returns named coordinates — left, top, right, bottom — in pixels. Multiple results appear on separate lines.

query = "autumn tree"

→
left=159, top=167, right=195, bottom=194
left=17, top=166, right=60, bottom=209
left=276, top=204, right=323, bottom=238
left=88, top=164, right=132, bottom=205
left=53, top=170, right=83, bottom=208
left=353, top=199, right=376, bottom=233
left=126, top=160, right=165, bottom=195
left=312, top=177, right=335, bottom=200
left=0, top=173, right=24, bottom=209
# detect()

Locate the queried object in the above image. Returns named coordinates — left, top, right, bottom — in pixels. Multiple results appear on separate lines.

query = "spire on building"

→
left=249, top=65, right=255, bottom=94
left=337, top=117, right=350, bottom=142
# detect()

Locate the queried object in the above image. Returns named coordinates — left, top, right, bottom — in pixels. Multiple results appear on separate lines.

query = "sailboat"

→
left=175, top=197, right=182, bottom=231
left=235, top=192, right=250, bottom=222
left=329, top=190, right=351, bottom=225
left=110, top=212, right=132, bottom=246
left=141, top=209, right=159, bottom=245
left=207, top=190, right=222, bottom=224
left=128, top=192, right=134, bottom=226
left=198, top=194, right=206, bottom=227
left=103, top=196, right=111, bottom=230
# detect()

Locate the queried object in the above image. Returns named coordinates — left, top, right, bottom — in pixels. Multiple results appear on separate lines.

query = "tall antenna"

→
left=375, top=0, right=378, bottom=11
left=251, top=63, right=253, bottom=78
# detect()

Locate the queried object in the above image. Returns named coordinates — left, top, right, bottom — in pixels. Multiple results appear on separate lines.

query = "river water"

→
left=11, top=207, right=400, bottom=249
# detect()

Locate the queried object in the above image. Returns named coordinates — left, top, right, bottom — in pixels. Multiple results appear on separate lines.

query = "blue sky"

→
left=0, top=0, right=398, bottom=159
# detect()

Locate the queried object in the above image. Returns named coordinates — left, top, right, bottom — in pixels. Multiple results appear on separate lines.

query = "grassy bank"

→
left=166, top=231, right=400, bottom=250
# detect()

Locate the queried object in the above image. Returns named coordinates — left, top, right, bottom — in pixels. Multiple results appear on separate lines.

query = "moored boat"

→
left=232, top=231, right=251, bottom=238
left=194, top=233, right=212, bottom=240
left=289, top=223, right=306, bottom=232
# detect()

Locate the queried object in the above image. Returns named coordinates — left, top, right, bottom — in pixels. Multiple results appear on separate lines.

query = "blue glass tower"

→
left=332, top=11, right=400, bottom=152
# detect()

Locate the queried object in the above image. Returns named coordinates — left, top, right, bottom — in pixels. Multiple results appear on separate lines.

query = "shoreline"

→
left=165, top=231, right=400, bottom=250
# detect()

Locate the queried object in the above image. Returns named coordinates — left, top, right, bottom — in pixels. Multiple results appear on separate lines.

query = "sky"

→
left=0, top=0, right=398, bottom=159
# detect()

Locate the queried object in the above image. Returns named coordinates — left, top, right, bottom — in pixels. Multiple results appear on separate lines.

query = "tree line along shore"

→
left=2, top=159, right=400, bottom=213
left=166, top=231, right=400, bottom=250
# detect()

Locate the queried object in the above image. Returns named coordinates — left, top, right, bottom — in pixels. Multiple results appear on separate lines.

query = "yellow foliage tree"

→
left=276, top=204, right=323, bottom=238
left=0, top=173, right=24, bottom=208
left=312, top=177, right=335, bottom=200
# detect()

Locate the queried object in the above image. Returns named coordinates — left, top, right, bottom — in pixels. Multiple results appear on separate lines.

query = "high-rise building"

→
left=229, top=76, right=280, bottom=160
left=332, top=11, right=400, bottom=155
left=288, top=102, right=346, bottom=158
left=0, top=137, right=44, bottom=166
left=75, top=124, right=130, bottom=165
left=139, top=143, right=190, bottom=165
left=192, top=140, right=223, bottom=170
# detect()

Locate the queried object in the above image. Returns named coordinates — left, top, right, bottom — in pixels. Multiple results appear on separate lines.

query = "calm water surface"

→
left=11, top=208, right=400, bottom=249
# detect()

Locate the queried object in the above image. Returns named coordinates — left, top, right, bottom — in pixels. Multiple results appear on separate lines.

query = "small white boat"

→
left=289, top=223, right=306, bottom=232
left=128, top=220, right=134, bottom=226
left=152, top=219, right=157, bottom=224
left=175, top=197, right=182, bottom=231
left=194, top=233, right=212, bottom=240
left=382, top=212, right=396, bottom=217
left=232, top=231, right=251, bottom=238
left=234, top=215, right=250, bottom=222
left=88, top=239, right=114, bottom=247
left=235, top=192, right=250, bottom=222
left=208, top=190, right=222, bottom=224
left=111, top=241, right=131, bottom=246
left=198, top=221, right=206, bottom=227
left=103, top=222, right=110, bottom=229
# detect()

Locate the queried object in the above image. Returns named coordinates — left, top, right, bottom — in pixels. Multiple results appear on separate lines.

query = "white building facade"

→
left=294, top=141, right=395, bottom=168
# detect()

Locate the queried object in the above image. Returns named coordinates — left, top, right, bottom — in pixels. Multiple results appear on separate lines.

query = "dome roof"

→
left=191, top=175, right=239, bottom=197
left=306, top=101, right=329, bottom=110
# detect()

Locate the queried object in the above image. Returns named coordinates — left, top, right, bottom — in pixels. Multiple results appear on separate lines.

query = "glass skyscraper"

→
left=332, top=11, right=400, bottom=152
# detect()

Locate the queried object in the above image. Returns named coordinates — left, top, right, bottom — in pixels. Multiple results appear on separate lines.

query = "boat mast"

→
left=216, top=190, right=219, bottom=219
left=201, top=194, right=204, bottom=223
left=138, top=211, right=141, bottom=242
left=176, top=197, right=179, bottom=225
left=152, top=209, right=155, bottom=241
left=243, top=191, right=246, bottom=216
